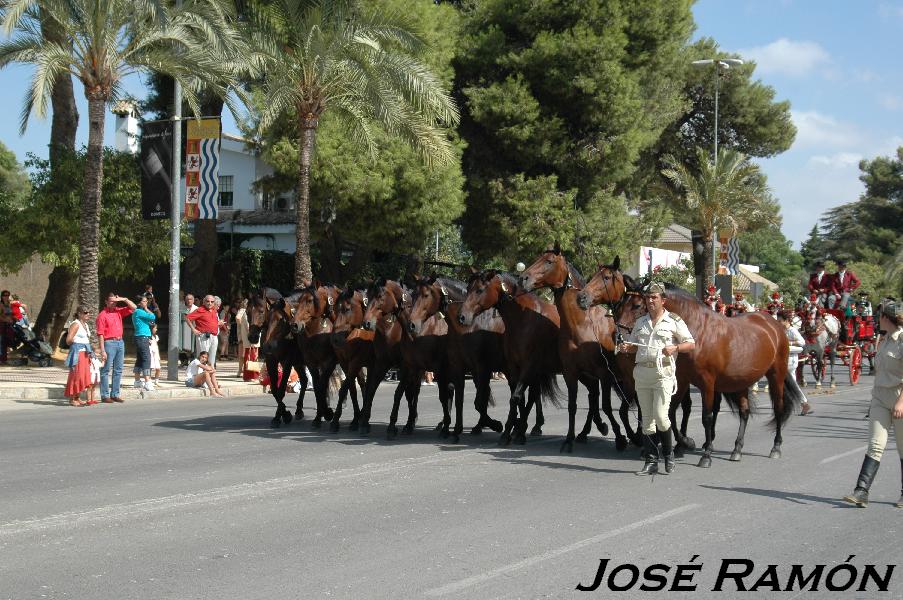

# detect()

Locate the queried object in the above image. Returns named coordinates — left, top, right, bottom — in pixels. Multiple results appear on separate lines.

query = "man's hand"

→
left=662, top=344, right=678, bottom=357
left=893, top=399, right=903, bottom=420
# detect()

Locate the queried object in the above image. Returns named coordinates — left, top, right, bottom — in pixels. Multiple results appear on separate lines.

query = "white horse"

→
left=799, top=311, right=839, bottom=388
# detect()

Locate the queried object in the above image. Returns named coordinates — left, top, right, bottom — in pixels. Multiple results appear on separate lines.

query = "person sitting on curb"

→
left=185, top=351, right=224, bottom=397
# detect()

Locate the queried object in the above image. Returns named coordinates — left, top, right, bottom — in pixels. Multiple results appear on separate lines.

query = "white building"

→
left=215, top=133, right=296, bottom=254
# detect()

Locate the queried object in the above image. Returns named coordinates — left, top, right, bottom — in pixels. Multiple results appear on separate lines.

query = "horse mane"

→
left=663, top=283, right=704, bottom=306
left=497, top=271, right=521, bottom=291
left=433, top=276, right=467, bottom=302
left=565, top=260, right=585, bottom=288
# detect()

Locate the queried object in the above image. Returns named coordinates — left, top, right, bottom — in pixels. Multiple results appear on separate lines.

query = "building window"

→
left=218, top=175, right=234, bottom=208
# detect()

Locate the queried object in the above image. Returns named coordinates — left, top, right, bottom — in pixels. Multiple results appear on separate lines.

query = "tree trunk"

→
left=702, top=234, right=715, bottom=289
left=34, top=11, right=80, bottom=345
left=78, top=95, right=106, bottom=320
left=183, top=219, right=219, bottom=296
left=295, top=116, right=318, bottom=287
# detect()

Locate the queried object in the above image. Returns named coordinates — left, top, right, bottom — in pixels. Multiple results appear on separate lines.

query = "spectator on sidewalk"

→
left=131, top=295, right=157, bottom=392
left=0, top=290, right=14, bottom=364
left=234, top=298, right=260, bottom=379
left=149, top=323, right=161, bottom=385
left=10, top=294, right=29, bottom=328
left=180, top=293, right=198, bottom=357
left=185, top=295, right=223, bottom=367
left=64, top=306, right=97, bottom=407
left=218, top=301, right=231, bottom=361
left=96, top=292, right=136, bottom=403
left=186, top=351, right=224, bottom=396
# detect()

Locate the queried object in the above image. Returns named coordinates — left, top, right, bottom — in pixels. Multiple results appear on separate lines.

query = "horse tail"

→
left=485, top=386, right=495, bottom=407
left=770, top=372, right=804, bottom=429
left=538, top=373, right=562, bottom=408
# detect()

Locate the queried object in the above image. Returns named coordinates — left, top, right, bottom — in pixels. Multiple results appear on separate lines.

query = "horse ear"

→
left=377, top=277, right=387, bottom=288
left=612, top=256, right=620, bottom=271
left=469, top=266, right=478, bottom=274
left=553, top=240, right=561, bottom=255
left=313, top=278, right=322, bottom=289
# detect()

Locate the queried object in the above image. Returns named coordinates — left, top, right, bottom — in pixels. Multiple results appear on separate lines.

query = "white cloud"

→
left=879, top=93, right=903, bottom=110
left=807, top=153, right=862, bottom=169
left=739, top=38, right=830, bottom=77
left=791, top=110, right=862, bottom=149
left=878, top=3, right=903, bottom=18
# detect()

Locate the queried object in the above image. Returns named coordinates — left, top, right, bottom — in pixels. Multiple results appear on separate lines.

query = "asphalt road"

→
left=1, top=377, right=900, bottom=600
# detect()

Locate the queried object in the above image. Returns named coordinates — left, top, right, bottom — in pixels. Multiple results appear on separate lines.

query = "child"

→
left=10, top=294, right=29, bottom=328
left=88, top=345, right=102, bottom=405
left=148, top=324, right=161, bottom=385
left=186, top=351, right=224, bottom=397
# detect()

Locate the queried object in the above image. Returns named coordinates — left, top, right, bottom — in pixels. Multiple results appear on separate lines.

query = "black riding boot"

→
left=897, top=459, right=903, bottom=509
left=842, top=455, right=880, bottom=507
left=660, top=429, right=675, bottom=474
left=636, top=434, right=659, bottom=476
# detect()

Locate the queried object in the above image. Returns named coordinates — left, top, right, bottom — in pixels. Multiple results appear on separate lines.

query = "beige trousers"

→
left=634, top=365, right=673, bottom=434
left=867, top=388, right=903, bottom=461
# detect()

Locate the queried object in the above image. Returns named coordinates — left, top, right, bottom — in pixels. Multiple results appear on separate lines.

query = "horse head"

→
left=576, top=256, right=625, bottom=310
left=260, top=296, right=293, bottom=356
left=519, top=242, right=584, bottom=292
left=613, top=290, right=646, bottom=341
left=363, top=279, right=408, bottom=332
left=407, top=275, right=453, bottom=336
left=459, top=269, right=509, bottom=327
left=333, top=288, right=366, bottom=334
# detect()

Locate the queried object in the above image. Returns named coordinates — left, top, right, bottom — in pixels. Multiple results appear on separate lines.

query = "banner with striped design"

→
left=184, top=118, right=220, bottom=221
left=717, top=235, right=741, bottom=275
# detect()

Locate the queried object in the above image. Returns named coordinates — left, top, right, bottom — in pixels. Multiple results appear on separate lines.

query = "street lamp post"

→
left=691, top=58, right=744, bottom=164
left=691, top=58, right=743, bottom=287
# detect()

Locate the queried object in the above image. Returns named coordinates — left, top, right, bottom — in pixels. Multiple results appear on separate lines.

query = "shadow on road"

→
left=699, top=484, right=858, bottom=508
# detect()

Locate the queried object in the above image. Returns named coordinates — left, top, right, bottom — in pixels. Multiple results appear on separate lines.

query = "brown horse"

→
left=459, top=271, right=560, bottom=445
left=519, top=245, right=637, bottom=452
left=408, top=275, right=505, bottom=436
left=592, top=281, right=804, bottom=468
left=329, top=288, right=373, bottom=431
left=291, top=285, right=340, bottom=428
left=248, top=288, right=308, bottom=428
left=360, top=279, right=421, bottom=437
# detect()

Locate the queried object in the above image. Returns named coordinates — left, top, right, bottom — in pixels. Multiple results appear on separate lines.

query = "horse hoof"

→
left=329, top=421, right=340, bottom=433
left=450, top=434, right=460, bottom=444
left=599, top=423, right=609, bottom=436
left=294, top=410, right=303, bottom=422
left=769, top=448, right=782, bottom=459
left=402, top=424, right=414, bottom=435
left=575, top=433, right=589, bottom=444
left=324, top=408, right=335, bottom=420
left=270, top=417, right=282, bottom=428
left=359, top=423, right=370, bottom=435
left=489, top=420, right=503, bottom=433
left=697, top=456, right=712, bottom=469
left=470, top=426, right=483, bottom=435
left=348, top=420, right=359, bottom=431
left=530, top=426, right=543, bottom=437
left=615, top=436, right=628, bottom=452
left=729, top=451, right=742, bottom=462
left=386, top=425, right=398, bottom=439
left=560, top=440, right=574, bottom=453
left=282, top=412, right=293, bottom=425
left=514, top=433, right=526, bottom=445
left=682, top=436, right=696, bottom=451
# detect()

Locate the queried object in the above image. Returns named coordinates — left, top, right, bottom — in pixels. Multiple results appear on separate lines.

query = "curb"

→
left=0, top=382, right=263, bottom=402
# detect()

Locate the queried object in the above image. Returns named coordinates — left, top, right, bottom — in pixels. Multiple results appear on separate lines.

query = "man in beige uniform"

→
left=842, top=302, right=903, bottom=508
left=618, top=283, right=695, bottom=475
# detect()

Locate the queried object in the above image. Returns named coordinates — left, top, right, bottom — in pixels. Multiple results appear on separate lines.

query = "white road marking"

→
left=0, top=452, right=467, bottom=538
left=424, top=503, right=700, bottom=597
left=819, top=445, right=868, bottom=465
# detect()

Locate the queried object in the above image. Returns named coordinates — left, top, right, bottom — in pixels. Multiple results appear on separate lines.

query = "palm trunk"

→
left=35, top=11, right=80, bottom=344
left=702, top=234, right=715, bottom=288
left=78, top=95, right=106, bottom=318
left=294, top=116, right=318, bottom=287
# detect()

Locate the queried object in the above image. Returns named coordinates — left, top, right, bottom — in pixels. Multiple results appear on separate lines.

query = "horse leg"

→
left=560, top=373, right=579, bottom=453
left=518, top=385, right=538, bottom=444
left=271, top=358, right=295, bottom=427
left=360, top=362, right=388, bottom=436
left=450, top=374, right=465, bottom=444
left=729, top=393, right=751, bottom=462
left=575, top=378, right=596, bottom=443
left=386, top=373, right=405, bottom=439
left=329, top=377, right=348, bottom=432
left=403, top=375, right=420, bottom=435
left=767, top=370, right=787, bottom=459
left=697, top=384, right=717, bottom=469
left=436, top=373, right=452, bottom=439
left=829, top=344, right=837, bottom=388
left=500, top=381, right=524, bottom=446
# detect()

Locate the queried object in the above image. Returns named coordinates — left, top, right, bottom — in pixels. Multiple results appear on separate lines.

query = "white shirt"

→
left=628, top=310, right=694, bottom=363
left=71, top=320, right=91, bottom=344
left=186, top=359, right=206, bottom=380
left=785, top=326, right=805, bottom=348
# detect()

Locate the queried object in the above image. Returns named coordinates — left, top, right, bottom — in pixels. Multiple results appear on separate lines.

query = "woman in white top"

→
left=64, top=306, right=96, bottom=406
left=186, top=351, right=224, bottom=396
left=234, top=298, right=260, bottom=379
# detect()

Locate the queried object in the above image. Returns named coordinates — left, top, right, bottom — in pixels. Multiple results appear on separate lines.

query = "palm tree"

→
left=661, top=146, right=779, bottom=287
left=0, top=0, right=243, bottom=316
left=255, top=0, right=459, bottom=285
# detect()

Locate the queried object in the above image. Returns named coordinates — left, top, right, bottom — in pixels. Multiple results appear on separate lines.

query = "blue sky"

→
left=0, top=1, right=900, bottom=248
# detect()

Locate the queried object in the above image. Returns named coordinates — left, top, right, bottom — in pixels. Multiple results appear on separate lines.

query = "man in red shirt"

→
left=185, top=295, right=224, bottom=367
left=833, top=259, right=861, bottom=309
left=96, top=292, right=136, bottom=403
left=807, top=261, right=837, bottom=308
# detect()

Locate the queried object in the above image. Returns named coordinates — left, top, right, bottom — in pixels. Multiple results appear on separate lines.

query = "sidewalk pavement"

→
left=0, top=357, right=268, bottom=412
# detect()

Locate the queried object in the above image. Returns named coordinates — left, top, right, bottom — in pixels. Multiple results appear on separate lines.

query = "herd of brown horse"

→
left=247, top=243, right=805, bottom=469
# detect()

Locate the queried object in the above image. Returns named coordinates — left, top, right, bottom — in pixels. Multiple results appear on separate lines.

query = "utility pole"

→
left=166, top=7, right=183, bottom=381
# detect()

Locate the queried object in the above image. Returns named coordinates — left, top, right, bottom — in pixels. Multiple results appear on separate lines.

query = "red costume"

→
left=833, top=269, right=861, bottom=294
left=807, top=271, right=836, bottom=295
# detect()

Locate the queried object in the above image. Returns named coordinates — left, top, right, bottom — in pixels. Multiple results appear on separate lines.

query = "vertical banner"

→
left=717, top=233, right=740, bottom=275
left=139, top=120, right=173, bottom=220
left=184, top=118, right=221, bottom=221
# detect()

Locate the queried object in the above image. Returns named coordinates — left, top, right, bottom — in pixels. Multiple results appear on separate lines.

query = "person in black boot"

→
left=660, top=429, right=676, bottom=474
left=636, top=434, right=659, bottom=476
left=617, top=283, right=695, bottom=479
left=842, top=456, right=879, bottom=507
left=842, top=302, right=903, bottom=508
left=897, top=459, right=903, bottom=509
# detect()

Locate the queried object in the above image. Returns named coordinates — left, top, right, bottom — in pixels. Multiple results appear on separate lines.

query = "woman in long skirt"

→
left=64, top=306, right=95, bottom=406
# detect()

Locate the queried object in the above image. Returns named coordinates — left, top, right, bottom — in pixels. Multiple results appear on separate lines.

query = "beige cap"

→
left=643, top=282, right=665, bottom=295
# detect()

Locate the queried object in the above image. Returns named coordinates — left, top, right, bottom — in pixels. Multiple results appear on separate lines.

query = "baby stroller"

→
left=9, top=323, right=54, bottom=367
